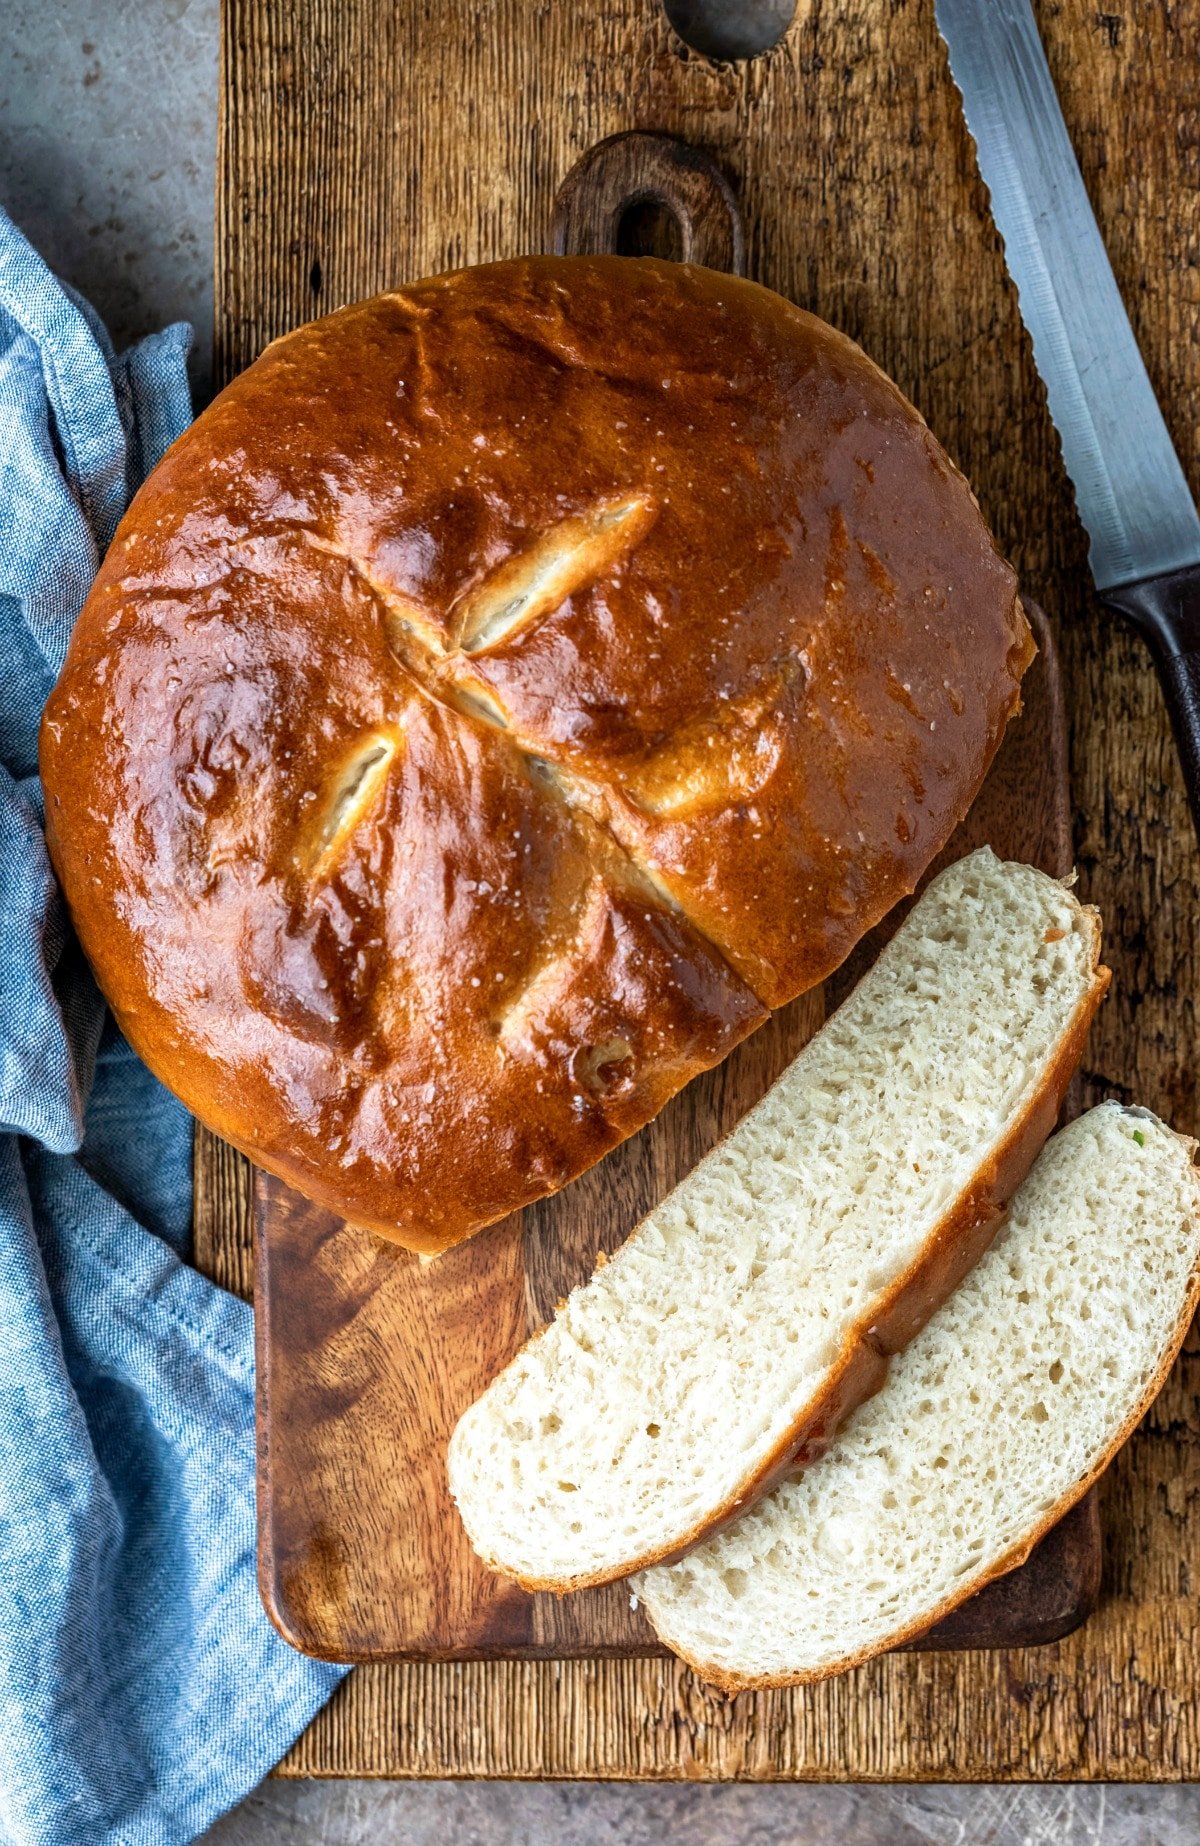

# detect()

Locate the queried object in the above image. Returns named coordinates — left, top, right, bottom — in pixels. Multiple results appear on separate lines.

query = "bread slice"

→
left=636, top=1103, right=1200, bottom=1687
left=447, top=848, right=1109, bottom=1590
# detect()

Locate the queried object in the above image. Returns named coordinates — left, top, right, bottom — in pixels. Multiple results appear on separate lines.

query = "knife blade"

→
left=935, top=0, right=1200, bottom=836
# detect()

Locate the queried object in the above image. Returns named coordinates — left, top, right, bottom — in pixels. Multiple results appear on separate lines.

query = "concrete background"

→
left=4, top=4, right=1196, bottom=1840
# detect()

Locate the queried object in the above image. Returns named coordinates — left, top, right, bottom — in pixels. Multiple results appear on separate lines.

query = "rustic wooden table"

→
left=199, top=0, right=1200, bottom=1780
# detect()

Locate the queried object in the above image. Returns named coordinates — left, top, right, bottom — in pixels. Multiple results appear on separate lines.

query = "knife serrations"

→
left=935, top=0, right=1200, bottom=592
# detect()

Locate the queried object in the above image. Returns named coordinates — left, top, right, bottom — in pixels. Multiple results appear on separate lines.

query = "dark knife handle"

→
left=1104, top=563, right=1200, bottom=842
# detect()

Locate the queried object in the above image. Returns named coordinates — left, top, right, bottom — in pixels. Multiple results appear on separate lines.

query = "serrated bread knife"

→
left=935, top=0, right=1200, bottom=837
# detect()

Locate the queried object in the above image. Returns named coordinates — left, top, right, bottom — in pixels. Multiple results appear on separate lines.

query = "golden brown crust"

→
left=466, top=909, right=1110, bottom=1592
left=665, top=1153, right=1200, bottom=1692
left=40, top=256, right=1031, bottom=1251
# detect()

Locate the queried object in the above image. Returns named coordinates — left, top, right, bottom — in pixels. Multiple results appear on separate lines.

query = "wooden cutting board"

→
left=252, top=130, right=1098, bottom=1665
left=206, top=0, right=1200, bottom=1782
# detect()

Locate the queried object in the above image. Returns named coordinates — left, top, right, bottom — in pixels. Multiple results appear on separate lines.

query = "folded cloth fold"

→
left=0, top=207, right=346, bottom=1846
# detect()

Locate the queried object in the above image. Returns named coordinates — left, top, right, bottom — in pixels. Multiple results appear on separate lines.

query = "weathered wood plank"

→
left=208, top=0, right=1200, bottom=1779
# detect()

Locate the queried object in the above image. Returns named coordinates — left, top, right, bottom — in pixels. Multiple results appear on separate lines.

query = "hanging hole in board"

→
left=615, top=195, right=685, bottom=262
left=663, top=0, right=795, bottom=61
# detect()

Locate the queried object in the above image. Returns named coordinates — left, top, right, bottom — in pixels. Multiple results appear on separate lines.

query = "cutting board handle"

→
left=551, top=130, right=745, bottom=275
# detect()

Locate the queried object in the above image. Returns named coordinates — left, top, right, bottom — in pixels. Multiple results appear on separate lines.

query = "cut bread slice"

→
left=636, top=1102, right=1200, bottom=1687
left=448, top=848, right=1110, bottom=1590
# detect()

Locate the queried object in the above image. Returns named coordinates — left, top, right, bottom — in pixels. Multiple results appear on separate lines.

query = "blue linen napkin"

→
left=0, top=207, right=347, bottom=1846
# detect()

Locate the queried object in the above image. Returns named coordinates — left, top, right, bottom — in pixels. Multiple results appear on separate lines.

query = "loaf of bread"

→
left=636, top=1103, right=1200, bottom=1687
left=40, top=256, right=1033, bottom=1251
left=448, top=849, right=1109, bottom=1586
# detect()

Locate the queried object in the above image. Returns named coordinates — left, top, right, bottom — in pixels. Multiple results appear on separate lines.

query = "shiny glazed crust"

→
left=40, top=256, right=1033, bottom=1252
left=464, top=914, right=1109, bottom=1591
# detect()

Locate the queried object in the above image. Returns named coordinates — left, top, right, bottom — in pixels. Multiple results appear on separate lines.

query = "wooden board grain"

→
left=248, top=127, right=1096, bottom=1668
left=207, top=0, right=1200, bottom=1781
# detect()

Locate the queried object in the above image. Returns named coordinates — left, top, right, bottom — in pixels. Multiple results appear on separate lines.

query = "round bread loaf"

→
left=40, top=256, right=1033, bottom=1253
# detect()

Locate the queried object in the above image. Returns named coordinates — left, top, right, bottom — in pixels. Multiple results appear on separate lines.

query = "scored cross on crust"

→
left=296, top=490, right=794, bottom=966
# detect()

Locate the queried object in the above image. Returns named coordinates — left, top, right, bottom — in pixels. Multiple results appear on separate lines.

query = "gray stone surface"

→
left=5, top=0, right=1199, bottom=1839
left=201, top=1779, right=1200, bottom=1843
left=0, top=0, right=217, bottom=398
